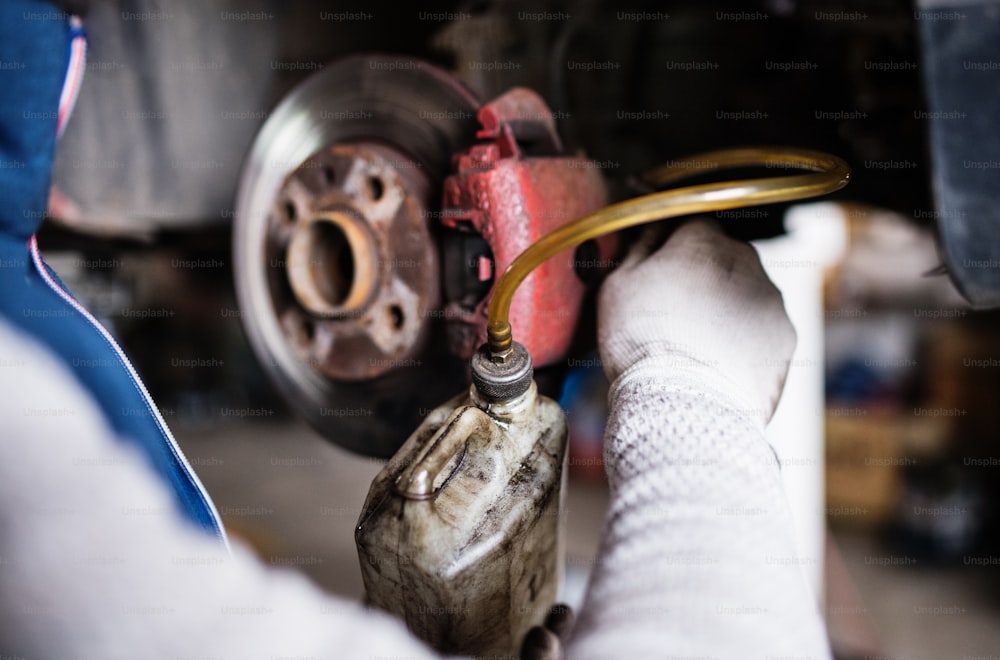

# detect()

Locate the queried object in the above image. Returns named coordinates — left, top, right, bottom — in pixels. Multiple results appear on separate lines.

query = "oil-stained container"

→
left=355, top=359, right=567, bottom=657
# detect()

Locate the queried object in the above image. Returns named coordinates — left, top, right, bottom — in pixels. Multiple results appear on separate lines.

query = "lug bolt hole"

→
left=367, top=176, right=384, bottom=201
left=388, top=304, right=404, bottom=330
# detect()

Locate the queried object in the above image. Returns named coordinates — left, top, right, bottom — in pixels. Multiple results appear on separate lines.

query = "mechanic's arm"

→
left=0, top=220, right=828, bottom=659
left=0, top=321, right=438, bottom=660
left=566, top=219, right=831, bottom=659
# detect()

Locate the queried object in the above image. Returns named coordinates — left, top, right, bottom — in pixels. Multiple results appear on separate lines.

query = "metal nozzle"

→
left=486, top=321, right=513, bottom=355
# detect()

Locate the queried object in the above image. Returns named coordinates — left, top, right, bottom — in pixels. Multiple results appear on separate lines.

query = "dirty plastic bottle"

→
left=355, top=343, right=567, bottom=657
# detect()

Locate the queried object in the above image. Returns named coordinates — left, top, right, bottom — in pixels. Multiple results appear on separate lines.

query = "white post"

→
left=753, top=202, right=848, bottom=599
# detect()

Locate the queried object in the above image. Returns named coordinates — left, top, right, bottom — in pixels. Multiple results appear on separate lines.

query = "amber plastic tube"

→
left=485, top=146, right=851, bottom=354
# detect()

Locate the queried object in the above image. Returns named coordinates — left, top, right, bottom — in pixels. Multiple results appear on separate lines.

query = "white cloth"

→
left=0, top=221, right=830, bottom=659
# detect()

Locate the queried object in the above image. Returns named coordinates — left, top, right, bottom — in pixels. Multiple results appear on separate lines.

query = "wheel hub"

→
left=268, top=142, right=437, bottom=381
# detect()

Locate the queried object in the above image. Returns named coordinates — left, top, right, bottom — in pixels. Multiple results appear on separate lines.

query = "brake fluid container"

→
left=355, top=377, right=567, bottom=656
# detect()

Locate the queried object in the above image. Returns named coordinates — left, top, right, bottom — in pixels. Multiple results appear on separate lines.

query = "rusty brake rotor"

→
left=233, top=54, right=480, bottom=457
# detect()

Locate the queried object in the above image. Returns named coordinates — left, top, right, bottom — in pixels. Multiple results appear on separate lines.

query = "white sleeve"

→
left=0, top=322, right=438, bottom=660
left=567, top=371, right=833, bottom=660
left=0, top=320, right=829, bottom=659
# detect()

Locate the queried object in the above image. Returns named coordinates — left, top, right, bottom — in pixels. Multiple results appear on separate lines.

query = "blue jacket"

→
left=0, top=0, right=227, bottom=544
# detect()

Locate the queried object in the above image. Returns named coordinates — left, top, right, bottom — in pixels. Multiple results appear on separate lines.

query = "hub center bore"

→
left=286, top=211, right=377, bottom=317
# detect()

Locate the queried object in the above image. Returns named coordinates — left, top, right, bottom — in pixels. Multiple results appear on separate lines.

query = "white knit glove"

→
left=598, top=219, right=796, bottom=429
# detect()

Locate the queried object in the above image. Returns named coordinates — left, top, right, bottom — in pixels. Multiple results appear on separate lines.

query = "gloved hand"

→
left=597, top=219, right=796, bottom=429
left=520, top=603, right=574, bottom=660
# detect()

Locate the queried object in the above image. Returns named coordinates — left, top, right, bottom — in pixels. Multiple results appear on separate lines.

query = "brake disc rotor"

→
left=234, top=54, right=480, bottom=457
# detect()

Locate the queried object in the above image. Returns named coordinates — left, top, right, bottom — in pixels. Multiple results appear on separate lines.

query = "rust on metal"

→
left=440, top=88, right=617, bottom=367
left=265, top=142, right=438, bottom=381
